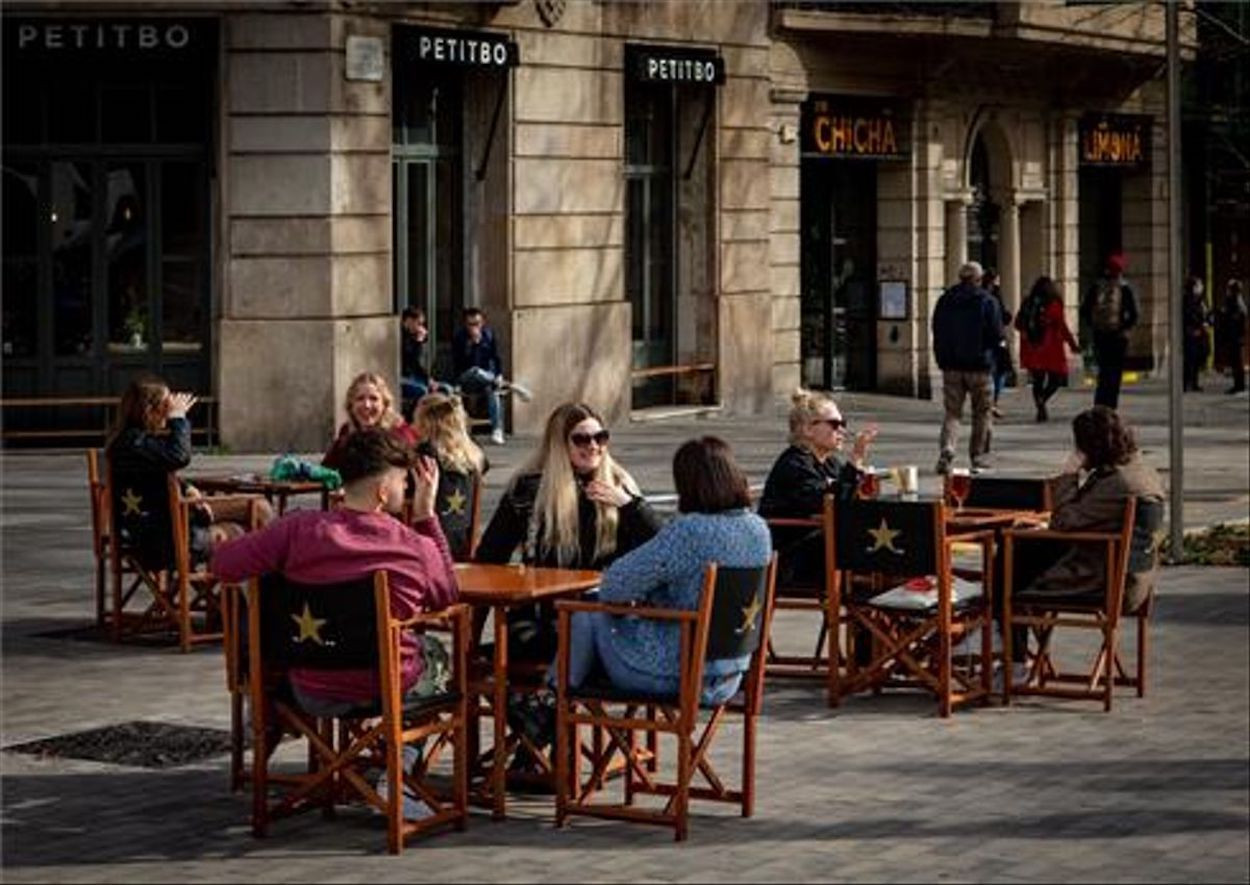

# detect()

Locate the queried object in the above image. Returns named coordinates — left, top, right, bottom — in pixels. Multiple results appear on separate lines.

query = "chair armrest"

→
left=178, top=492, right=267, bottom=508
left=555, top=598, right=698, bottom=623
left=1004, top=528, right=1121, bottom=543
left=394, top=602, right=471, bottom=631
left=765, top=516, right=822, bottom=528
left=946, top=529, right=996, bottom=545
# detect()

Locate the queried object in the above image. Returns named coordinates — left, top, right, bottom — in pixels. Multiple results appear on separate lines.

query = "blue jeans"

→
left=556, top=610, right=742, bottom=706
left=992, top=370, right=1006, bottom=402
left=456, top=367, right=502, bottom=434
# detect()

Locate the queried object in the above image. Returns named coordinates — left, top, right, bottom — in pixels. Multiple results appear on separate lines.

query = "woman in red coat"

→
left=1016, top=276, right=1079, bottom=422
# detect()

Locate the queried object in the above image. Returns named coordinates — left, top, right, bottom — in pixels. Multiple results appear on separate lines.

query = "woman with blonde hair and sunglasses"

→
left=476, top=402, right=661, bottom=660
left=322, top=371, right=419, bottom=471
left=757, top=387, right=877, bottom=587
left=412, top=391, right=489, bottom=561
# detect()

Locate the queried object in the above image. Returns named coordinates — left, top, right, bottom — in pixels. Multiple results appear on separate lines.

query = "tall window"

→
left=624, top=71, right=716, bottom=409
left=2, top=22, right=215, bottom=406
left=966, top=135, right=1000, bottom=272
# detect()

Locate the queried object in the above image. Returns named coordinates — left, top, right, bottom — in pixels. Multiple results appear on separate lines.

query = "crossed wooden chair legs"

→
left=555, top=697, right=757, bottom=842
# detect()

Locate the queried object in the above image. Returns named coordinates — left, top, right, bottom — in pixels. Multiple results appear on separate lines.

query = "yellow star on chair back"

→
left=291, top=603, right=328, bottom=645
left=866, top=518, right=904, bottom=555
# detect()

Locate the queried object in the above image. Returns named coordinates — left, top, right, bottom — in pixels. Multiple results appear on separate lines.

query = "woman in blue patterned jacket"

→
left=561, top=435, right=772, bottom=705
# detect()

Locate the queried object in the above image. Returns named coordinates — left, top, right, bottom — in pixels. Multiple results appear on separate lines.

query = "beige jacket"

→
left=1029, top=456, right=1165, bottom=612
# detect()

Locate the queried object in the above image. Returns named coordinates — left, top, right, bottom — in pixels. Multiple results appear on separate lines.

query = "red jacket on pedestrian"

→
left=1017, top=298, right=1078, bottom=375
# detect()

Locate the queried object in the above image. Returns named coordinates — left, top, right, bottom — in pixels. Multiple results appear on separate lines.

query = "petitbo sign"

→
left=16, top=21, right=193, bottom=51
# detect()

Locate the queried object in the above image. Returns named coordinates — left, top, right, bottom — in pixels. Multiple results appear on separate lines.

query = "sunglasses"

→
left=570, top=429, right=611, bottom=448
left=812, top=418, right=847, bottom=431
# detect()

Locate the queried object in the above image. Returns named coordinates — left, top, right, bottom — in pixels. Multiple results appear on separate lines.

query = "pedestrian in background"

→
left=1215, top=278, right=1247, bottom=395
left=1182, top=275, right=1211, bottom=393
left=1016, top=276, right=1079, bottom=423
left=932, top=261, right=1003, bottom=475
left=983, top=268, right=1013, bottom=419
left=1081, top=252, right=1139, bottom=409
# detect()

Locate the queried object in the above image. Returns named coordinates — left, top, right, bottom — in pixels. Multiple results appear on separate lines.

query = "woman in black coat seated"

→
left=757, top=387, right=877, bottom=588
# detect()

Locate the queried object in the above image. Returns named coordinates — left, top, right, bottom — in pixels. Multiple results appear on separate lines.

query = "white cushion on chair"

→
left=867, top=576, right=983, bottom=612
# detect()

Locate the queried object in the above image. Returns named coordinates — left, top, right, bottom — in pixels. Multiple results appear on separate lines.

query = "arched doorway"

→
left=965, top=122, right=1012, bottom=275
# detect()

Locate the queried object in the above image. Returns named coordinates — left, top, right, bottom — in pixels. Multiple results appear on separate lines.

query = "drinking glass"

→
left=949, top=468, right=971, bottom=509
left=858, top=468, right=881, bottom=500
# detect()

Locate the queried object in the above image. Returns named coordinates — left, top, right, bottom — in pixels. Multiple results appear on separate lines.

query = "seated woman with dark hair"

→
left=1019, top=405, right=1165, bottom=613
left=559, top=436, right=772, bottom=705
left=212, top=428, right=458, bottom=717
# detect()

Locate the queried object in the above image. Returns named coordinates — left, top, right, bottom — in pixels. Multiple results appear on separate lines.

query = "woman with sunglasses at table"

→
left=757, top=387, right=877, bottom=587
left=475, top=402, right=662, bottom=661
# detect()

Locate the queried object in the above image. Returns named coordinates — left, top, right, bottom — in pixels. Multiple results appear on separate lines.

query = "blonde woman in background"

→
left=757, top=387, right=877, bottom=587
left=413, top=392, right=488, bottom=560
left=475, top=401, right=662, bottom=660
left=322, top=371, right=419, bottom=471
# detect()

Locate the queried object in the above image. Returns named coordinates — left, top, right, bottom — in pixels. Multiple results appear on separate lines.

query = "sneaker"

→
left=971, top=460, right=992, bottom=475
left=950, top=630, right=1001, bottom=658
left=992, top=662, right=1032, bottom=694
left=374, top=744, right=432, bottom=820
left=489, top=428, right=506, bottom=446
left=991, top=405, right=1004, bottom=419
left=934, top=454, right=953, bottom=476
left=506, top=380, right=533, bottom=402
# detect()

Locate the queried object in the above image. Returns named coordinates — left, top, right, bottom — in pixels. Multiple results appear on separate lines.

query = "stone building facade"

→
left=0, top=2, right=1193, bottom=451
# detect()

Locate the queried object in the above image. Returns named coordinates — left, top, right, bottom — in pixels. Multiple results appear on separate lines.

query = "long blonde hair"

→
left=517, top=402, right=640, bottom=566
left=343, top=372, right=403, bottom=432
left=787, top=387, right=838, bottom=448
left=414, top=392, right=485, bottom=475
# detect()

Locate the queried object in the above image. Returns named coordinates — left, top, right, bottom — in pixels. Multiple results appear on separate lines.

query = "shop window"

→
left=101, top=85, right=152, bottom=144
left=2, top=164, right=39, bottom=358
left=624, top=72, right=716, bottom=409
left=106, top=163, right=149, bottom=352
left=51, top=161, right=95, bottom=356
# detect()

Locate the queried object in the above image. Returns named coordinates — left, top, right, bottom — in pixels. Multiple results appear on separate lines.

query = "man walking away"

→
left=1081, top=252, right=1139, bottom=409
left=932, top=261, right=1003, bottom=475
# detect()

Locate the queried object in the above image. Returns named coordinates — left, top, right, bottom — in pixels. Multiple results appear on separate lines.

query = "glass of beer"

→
left=948, top=468, right=972, bottom=509
left=858, top=468, right=881, bottom=500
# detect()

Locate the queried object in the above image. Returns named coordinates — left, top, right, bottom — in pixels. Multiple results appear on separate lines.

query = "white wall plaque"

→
left=345, top=35, right=384, bottom=82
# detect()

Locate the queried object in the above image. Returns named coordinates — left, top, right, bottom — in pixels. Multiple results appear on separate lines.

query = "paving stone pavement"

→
left=1, top=380, right=1247, bottom=882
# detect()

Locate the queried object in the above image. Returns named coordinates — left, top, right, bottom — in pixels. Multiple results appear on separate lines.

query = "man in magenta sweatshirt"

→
left=212, top=428, right=459, bottom=715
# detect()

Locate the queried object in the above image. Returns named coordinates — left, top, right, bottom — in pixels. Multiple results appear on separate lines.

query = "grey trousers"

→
left=940, top=370, right=993, bottom=462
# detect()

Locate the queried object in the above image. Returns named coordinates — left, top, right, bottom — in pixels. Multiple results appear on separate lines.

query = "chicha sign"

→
left=1079, top=113, right=1150, bottom=168
left=803, top=95, right=907, bottom=160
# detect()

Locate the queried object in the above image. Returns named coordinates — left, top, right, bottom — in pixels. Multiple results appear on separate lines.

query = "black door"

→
left=800, top=159, right=877, bottom=390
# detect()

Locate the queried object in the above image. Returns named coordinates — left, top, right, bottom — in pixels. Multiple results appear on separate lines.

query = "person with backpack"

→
left=1081, top=252, right=1139, bottom=409
left=1016, top=276, right=1079, bottom=422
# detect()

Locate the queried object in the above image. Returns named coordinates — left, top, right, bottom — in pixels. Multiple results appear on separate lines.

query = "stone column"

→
left=218, top=12, right=393, bottom=453
left=944, top=198, right=968, bottom=287
left=999, top=197, right=1021, bottom=317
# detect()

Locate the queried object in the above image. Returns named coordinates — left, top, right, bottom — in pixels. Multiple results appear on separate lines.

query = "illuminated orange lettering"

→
left=814, top=115, right=832, bottom=152
left=882, top=119, right=897, bottom=154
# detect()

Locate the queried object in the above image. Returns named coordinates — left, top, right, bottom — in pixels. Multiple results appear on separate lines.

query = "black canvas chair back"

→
left=833, top=499, right=940, bottom=578
left=258, top=573, right=379, bottom=671
left=1128, top=497, right=1164, bottom=574
left=964, top=477, right=1049, bottom=512
left=705, top=565, right=770, bottom=662
left=109, top=464, right=176, bottom=571
left=435, top=469, right=479, bottom=561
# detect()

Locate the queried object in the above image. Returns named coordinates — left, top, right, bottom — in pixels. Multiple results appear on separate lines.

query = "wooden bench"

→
left=0, top=396, right=219, bottom=447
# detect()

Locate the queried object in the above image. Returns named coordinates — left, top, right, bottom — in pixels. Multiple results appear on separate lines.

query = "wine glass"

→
left=858, top=468, right=881, bottom=500
left=949, top=468, right=972, bottom=510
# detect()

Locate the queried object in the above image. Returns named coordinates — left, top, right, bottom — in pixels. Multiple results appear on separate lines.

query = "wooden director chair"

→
left=830, top=499, right=996, bottom=718
left=762, top=495, right=839, bottom=684
left=107, top=462, right=261, bottom=652
left=244, top=573, right=469, bottom=854
left=85, top=449, right=111, bottom=629
left=1002, top=496, right=1164, bottom=711
left=553, top=556, right=778, bottom=842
